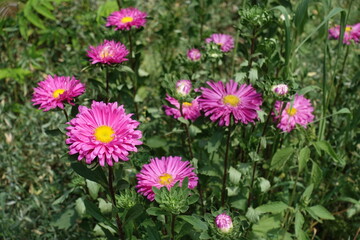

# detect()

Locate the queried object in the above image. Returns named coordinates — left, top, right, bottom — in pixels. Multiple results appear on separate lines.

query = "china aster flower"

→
left=176, top=79, right=192, bottom=96
left=66, top=101, right=142, bottom=166
left=163, top=95, right=201, bottom=121
left=106, top=7, right=147, bottom=31
left=215, top=213, right=233, bottom=233
left=136, top=156, right=198, bottom=201
left=272, top=84, right=289, bottom=96
left=328, top=23, right=360, bottom=44
left=87, top=40, right=129, bottom=65
left=32, top=75, right=85, bottom=111
left=205, top=34, right=234, bottom=52
left=274, top=94, right=314, bottom=132
left=187, top=48, right=201, bottom=61
left=199, top=80, right=262, bottom=126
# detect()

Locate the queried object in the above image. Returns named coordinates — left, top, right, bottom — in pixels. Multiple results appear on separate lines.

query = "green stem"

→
left=63, top=108, right=69, bottom=122
left=105, top=67, right=110, bottom=103
left=230, top=26, right=240, bottom=78
left=128, top=31, right=139, bottom=120
left=171, top=214, right=176, bottom=240
left=108, top=166, right=124, bottom=240
left=221, top=122, right=232, bottom=207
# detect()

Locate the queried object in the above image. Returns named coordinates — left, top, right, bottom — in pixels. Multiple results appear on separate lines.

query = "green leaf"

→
left=146, top=136, right=167, bottom=148
left=71, top=162, right=107, bottom=187
left=310, top=161, right=322, bottom=186
left=270, top=147, right=294, bottom=171
left=178, top=215, right=208, bottom=231
left=294, top=0, right=309, bottom=33
left=256, top=201, right=289, bottom=214
left=252, top=214, right=282, bottom=235
left=298, top=147, right=310, bottom=173
left=145, top=226, right=161, bottom=240
left=98, top=198, right=112, bottom=214
left=84, top=198, right=107, bottom=222
left=125, top=204, right=144, bottom=222
left=24, top=1, right=46, bottom=30
left=295, top=211, right=305, bottom=238
left=0, top=68, right=31, bottom=83
left=51, top=209, right=77, bottom=230
left=187, top=194, right=199, bottom=205
left=301, top=184, right=314, bottom=202
left=117, top=65, right=135, bottom=75
left=135, top=86, right=149, bottom=102
left=96, top=0, right=119, bottom=24
left=75, top=198, right=86, bottom=216
left=249, top=68, right=258, bottom=83
left=313, top=141, right=341, bottom=164
left=229, top=167, right=241, bottom=184
left=246, top=207, right=260, bottom=223
left=258, top=177, right=271, bottom=193
left=33, top=3, right=56, bottom=20
left=86, top=180, right=100, bottom=200
left=307, top=205, right=335, bottom=220
left=146, top=207, right=167, bottom=216
left=298, top=85, right=320, bottom=95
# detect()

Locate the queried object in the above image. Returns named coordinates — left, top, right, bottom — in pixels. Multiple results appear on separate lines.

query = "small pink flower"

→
left=163, top=95, right=201, bottom=121
left=328, top=23, right=360, bottom=44
left=32, top=75, right=85, bottom=111
left=87, top=40, right=129, bottom=65
left=215, top=213, right=233, bottom=233
left=272, top=84, right=289, bottom=96
left=106, top=7, right=147, bottom=31
left=176, top=80, right=192, bottom=96
left=187, top=48, right=201, bottom=61
left=205, top=34, right=234, bottom=52
left=199, top=80, right=262, bottom=126
left=136, top=156, right=198, bottom=201
left=66, top=101, right=142, bottom=166
left=274, top=94, right=314, bottom=132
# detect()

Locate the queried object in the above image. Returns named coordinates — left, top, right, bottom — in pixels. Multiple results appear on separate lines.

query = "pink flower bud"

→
left=187, top=48, right=201, bottom=61
left=272, top=84, right=289, bottom=96
left=215, top=213, right=233, bottom=233
left=176, top=80, right=192, bottom=96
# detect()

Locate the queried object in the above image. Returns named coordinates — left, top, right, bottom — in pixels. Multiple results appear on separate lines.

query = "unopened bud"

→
left=215, top=213, right=233, bottom=233
left=272, top=84, right=288, bottom=96
left=176, top=80, right=192, bottom=96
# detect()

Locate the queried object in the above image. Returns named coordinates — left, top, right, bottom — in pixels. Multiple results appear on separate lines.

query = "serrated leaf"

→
left=134, top=86, right=149, bottom=102
left=298, top=147, right=310, bottom=173
left=246, top=207, right=260, bottom=223
left=256, top=201, right=288, bottom=214
left=258, top=177, right=271, bottom=193
left=307, top=205, right=335, bottom=220
left=75, top=198, right=86, bottom=216
left=249, top=68, right=258, bottom=83
left=229, top=167, right=241, bottom=184
left=51, top=209, right=77, bottom=230
left=310, top=161, right=322, bottom=186
left=295, top=211, right=305, bottom=237
left=313, top=141, right=341, bottom=164
left=270, top=147, right=294, bottom=171
left=301, top=184, right=314, bottom=201
left=178, top=215, right=208, bottom=231
left=86, top=180, right=100, bottom=200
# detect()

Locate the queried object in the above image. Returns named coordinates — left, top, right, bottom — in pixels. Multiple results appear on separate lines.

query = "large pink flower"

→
left=163, top=95, right=201, bottom=121
left=199, top=80, right=262, bottom=126
left=136, top=156, right=198, bottom=201
left=205, top=34, right=234, bottom=52
left=87, top=40, right=129, bottom=65
left=32, top=75, right=85, bottom=111
left=106, top=7, right=147, bottom=31
left=66, top=101, right=142, bottom=166
left=328, top=23, right=360, bottom=44
left=274, top=94, right=314, bottom=132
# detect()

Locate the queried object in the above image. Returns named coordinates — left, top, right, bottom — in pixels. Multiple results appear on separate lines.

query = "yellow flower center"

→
left=159, top=173, right=173, bottom=185
left=94, top=125, right=115, bottom=143
left=100, top=47, right=113, bottom=59
left=183, top=102, right=192, bottom=107
left=345, top=26, right=352, bottom=32
left=223, top=95, right=240, bottom=107
left=217, top=42, right=223, bottom=46
left=53, top=89, right=65, bottom=98
left=121, top=16, right=134, bottom=23
left=287, top=107, right=297, bottom=116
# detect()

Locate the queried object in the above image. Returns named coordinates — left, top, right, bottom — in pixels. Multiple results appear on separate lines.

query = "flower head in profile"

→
left=215, top=213, right=233, bottom=233
left=163, top=95, right=201, bottom=121
left=199, top=80, right=262, bottom=126
left=272, top=84, right=289, bottom=96
left=328, top=23, right=360, bottom=44
left=187, top=48, right=201, bottom=61
left=176, top=79, right=192, bottom=96
left=87, top=40, right=129, bottom=65
left=205, top=34, right=234, bottom=52
left=106, top=7, right=147, bottom=31
left=66, top=101, right=142, bottom=166
left=136, top=156, right=198, bottom=201
left=32, top=75, right=85, bottom=112
left=274, top=94, right=314, bottom=132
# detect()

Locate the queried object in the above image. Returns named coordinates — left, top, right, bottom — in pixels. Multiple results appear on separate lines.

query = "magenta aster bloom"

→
left=32, top=75, right=85, bottom=112
left=106, top=7, right=147, bottom=31
left=272, top=84, right=289, bottom=96
left=87, top=40, right=129, bottom=65
left=136, top=156, right=198, bottom=201
left=187, top=48, right=201, bottom=61
left=205, top=34, right=234, bottom=52
left=66, top=101, right=142, bottom=166
left=328, top=23, right=360, bottom=44
left=199, top=80, right=262, bottom=126
left=215, top=213, right=233, bottom=233
left=163, top=95, right=201, bottom=121
left=176, top=79, right=192, bottom=96
left=274, top=94, right=314, bottom=132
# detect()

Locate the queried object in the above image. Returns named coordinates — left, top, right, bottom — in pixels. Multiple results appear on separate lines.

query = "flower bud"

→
left=215, top=213, right=233, bottom=233
left=176, top=80, right=192, bottom=96
left=272, top=84, right=288, bottom=96
left=187, top=48, right=201, bottom=61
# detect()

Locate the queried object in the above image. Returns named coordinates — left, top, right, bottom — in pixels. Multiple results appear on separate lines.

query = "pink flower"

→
left=87, top=40, right=129, bottom=65
left=32, top=75, right=85, bottom=111
left=106, top=7, right=147, bottom=31
left=328, top=23, right=360, bottom=44
left=163, top=95, right=201, bottom=121
left=205, top=34, right=234, bottom=52
left=274, top=94, right=314, bottom=132
left=199, top=80, right=262, bottom=126
left=187, top=48, right=201, bottom=61
left=136, top=156, right=198, bottom=201
left=66, top=101, right=142, bottom=166
left=176, top=79, right=192, bottom=96
left=272, top=84, right=289, bottom=96
left=215, top=213, right=233, bottom=233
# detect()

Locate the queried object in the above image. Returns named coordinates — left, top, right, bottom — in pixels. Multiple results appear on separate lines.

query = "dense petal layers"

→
left=136, top=156, right=198, bottom=201
left=205, top=34, right=234, bottom=52
left=187, top=48, right=201, bottom=61
left=274, top=94, right=314, bottom=132
left=329, top=23, right=360, bottom=44
left=32, top=75, right=85, bottom=111
left=215, top=213, right=233, bottom=233
left=66, top=101, right=142, bottom=166
left=87, top=40, right=129, bottom=65
left=106, top=7, right=147, bottom=31
left=163, top=95, right=201, bottom=121
left=199, top=80, right=262, bottom=126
